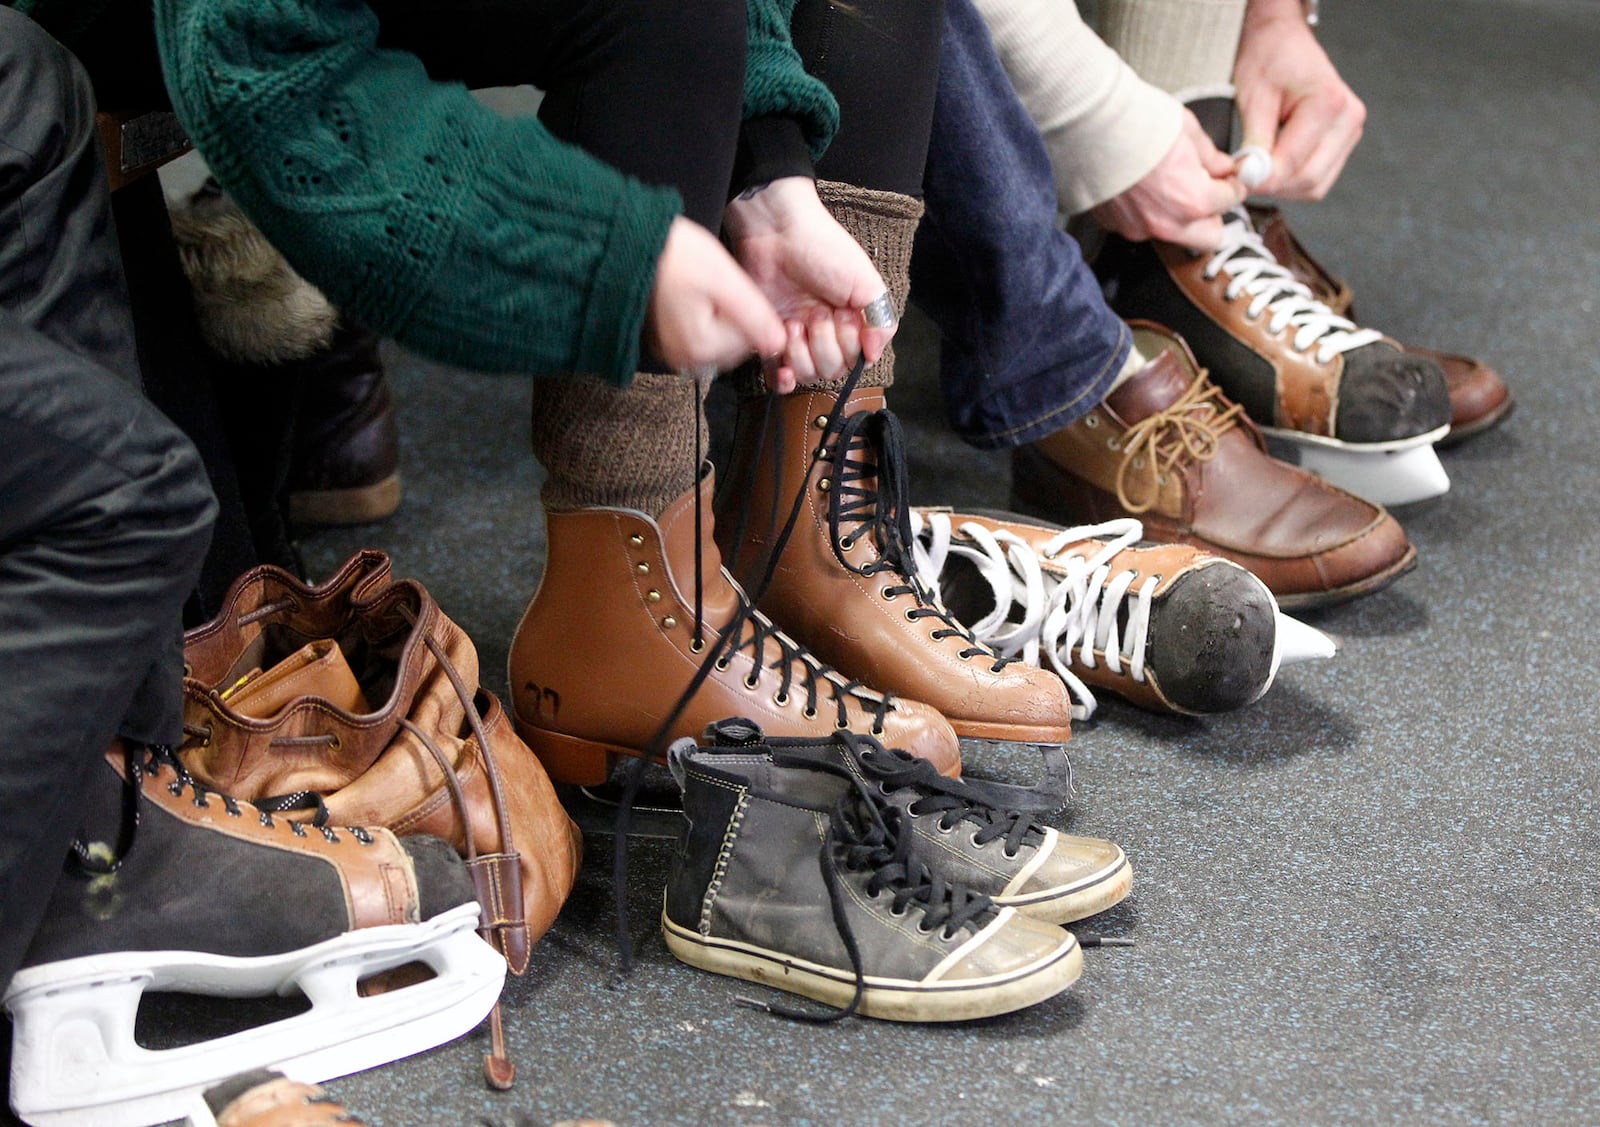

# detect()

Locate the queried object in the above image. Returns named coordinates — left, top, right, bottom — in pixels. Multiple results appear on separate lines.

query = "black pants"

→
left=0, top=10, right=217, bottom=987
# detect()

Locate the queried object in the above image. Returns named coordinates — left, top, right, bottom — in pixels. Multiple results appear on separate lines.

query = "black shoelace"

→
left=737, top=793, right=996, bottom=1024
left=824, top=731, right=1047, bottom=859
left=825, top=405, right=1014, bottom=673
left=612, top=358, right=884, bottom=974
left=72, top=743, right=372, bottom=876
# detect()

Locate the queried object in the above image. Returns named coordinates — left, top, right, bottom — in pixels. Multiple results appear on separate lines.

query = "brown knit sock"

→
left=731, top=181, right=925, bottom=399
left=529, top=372, right=709, bottom=516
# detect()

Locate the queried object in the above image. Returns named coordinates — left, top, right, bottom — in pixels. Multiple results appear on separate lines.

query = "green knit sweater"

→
left=62, top=0, right=833, bottom=384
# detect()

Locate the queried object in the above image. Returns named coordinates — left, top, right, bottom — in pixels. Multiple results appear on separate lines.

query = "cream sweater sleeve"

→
left=972, top=0, right=1184, bottom=214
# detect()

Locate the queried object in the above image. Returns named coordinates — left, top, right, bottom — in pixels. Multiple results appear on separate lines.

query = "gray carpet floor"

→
left=164, top=0, right=1600, bottom=1123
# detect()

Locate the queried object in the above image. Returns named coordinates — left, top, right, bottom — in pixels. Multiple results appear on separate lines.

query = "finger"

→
left=1165, top=214, right=1226, bottom=254
left=1206, top=172, right=1249, bottom=214
left=832, top=309, right=862, bottom=370
left=1184, top=113, right=1238, bottom=178
left=1302, top=115, right=1363, bottom=199
left=1258, top=99, right=1328, bottom=195
left=860, top=323, right=895, bottom=367
left=714, top=266, right=788, bottom=358
left=765, top=363, right=797, bottom=395
left=806, top=312, right=846, bottom=383
left=784, top=320, right=818, bottom=386
left=1236, top=86, right=1286, bottom=159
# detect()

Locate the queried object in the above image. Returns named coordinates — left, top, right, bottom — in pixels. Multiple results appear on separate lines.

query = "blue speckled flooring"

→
left=169, top=1, right=1600, bottom=1122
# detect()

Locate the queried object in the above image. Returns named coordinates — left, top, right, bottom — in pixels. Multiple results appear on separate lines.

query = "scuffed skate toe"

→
left=1146, top=561, right=1279, bottom=714
left=1335, top=342, right=1451, bottom=444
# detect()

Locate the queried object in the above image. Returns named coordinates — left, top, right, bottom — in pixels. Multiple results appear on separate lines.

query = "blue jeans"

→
left=913, top=0, right=1129, bottom=450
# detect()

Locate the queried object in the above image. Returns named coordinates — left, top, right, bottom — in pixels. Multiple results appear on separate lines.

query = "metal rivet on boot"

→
left=818, top=477, right=831, bottom=492
left=662, top=616, right=677, bottom=629
left=629, top=534, right=644, bottom=547
left=814, top=415, right=828, bottom=428
left=647, top=589, right=662, bottom=602
left=637, top=562, right=651, bottom=574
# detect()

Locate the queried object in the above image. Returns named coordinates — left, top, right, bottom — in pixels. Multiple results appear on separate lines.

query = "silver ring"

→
left=861, top=293, right=896, bottom=329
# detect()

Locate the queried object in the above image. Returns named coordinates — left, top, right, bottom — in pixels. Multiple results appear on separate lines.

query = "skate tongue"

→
left=1105, top=349, right=1195, bottom=424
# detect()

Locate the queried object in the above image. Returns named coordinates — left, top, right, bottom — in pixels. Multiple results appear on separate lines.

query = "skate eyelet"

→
left=773, top=691, right=790, bottom=707
left=715, top=657, right=732, bottom=671
left=689, top=638, right=706, bottom=653
left=744, top=674, right=760, bottom=690
left=1084, top=415, right=1099, bottom=429
left=882, top=589, right=898, bottom=600
left=871, top=724, right=885, bottom=736
left=182, top=662, right=192, bottom=676
left=903, top=609, right=920, bottom=622
left=838, top=537, right=854, bottom=551
left=802, top=707, right=817, bottom=720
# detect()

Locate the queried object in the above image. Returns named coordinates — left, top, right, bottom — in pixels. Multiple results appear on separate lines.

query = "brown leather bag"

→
left=179, top=550, right=582, bottom=987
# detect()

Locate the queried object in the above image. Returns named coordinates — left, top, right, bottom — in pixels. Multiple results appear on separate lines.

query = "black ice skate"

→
left=4, top=743, right=503, bottom=1127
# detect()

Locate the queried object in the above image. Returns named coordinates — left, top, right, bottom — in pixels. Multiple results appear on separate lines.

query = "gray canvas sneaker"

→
left=662, top=732, right=1084, bottom=1022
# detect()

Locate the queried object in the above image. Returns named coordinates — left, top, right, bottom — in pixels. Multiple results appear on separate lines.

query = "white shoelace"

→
left=910, top=511, right=1157, bottom=721
left=1204, top=209, right=1381, bottom=364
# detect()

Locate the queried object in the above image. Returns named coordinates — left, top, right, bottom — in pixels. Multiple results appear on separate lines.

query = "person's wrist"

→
left=723, top=176, right=818, bottom=237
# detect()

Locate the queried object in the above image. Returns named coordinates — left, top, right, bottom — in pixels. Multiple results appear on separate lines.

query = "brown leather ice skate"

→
left=718, top=387, right=1075, bottom=745
left=1251, top=202, right=1514, bottom=444
left=506, top=474, right=961, bottom=785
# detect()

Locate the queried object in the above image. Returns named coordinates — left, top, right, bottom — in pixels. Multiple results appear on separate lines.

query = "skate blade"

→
left=4, top=902, right=503, bottom=1127
left=1264, top=426, right=1450, bottom=506
left=1275, top=613, right=1338, bottom=665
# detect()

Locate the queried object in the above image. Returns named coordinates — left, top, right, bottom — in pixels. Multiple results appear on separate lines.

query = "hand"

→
left=644, top=216, right=787, bottom=375
left=724, top=176, right=894, bottom=393
left=1089, top=109, right=1247, bottom=251
left=1234, top=0, right=1366, bottom=200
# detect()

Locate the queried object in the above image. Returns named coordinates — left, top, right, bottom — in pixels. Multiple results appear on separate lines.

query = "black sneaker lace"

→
left=613, top=359, right=884, bottom=973
left=739, top=795, right=995, bottom=1023
left=71, top=744, right=372, bottom=875
left=832, top=732, right=1046, bottom=857
left=825, top=406, right=1013, bottom=672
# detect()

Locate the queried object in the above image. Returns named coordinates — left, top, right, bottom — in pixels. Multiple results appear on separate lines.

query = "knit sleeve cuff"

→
left=729, top=115, right=815, bottom=199
left=1047, top=76, right=1185, bottom=214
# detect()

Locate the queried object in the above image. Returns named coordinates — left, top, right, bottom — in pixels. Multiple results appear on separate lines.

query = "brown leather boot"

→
left=507, top=474, right=961, bottom=784
left=1011, top=324, right=1416, bottom=610
left=718, top=387, right=1075, bottom=745
left=1251, top=202, right=1515, bottom=445
left=181, top=550, right=583, bottom=978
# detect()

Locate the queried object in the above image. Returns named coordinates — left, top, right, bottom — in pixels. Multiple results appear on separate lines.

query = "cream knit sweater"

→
left=972, top=0, right=1246, bottom=214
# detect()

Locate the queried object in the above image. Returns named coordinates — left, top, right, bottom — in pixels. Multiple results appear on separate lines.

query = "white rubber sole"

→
left=997, top=841, right=1133, bottom=925
left=662, top=909, right=1081, bottom=1022
left=4, top=903, right=503, bottom=1127
left=1264, top=424, right=1451, bottom=506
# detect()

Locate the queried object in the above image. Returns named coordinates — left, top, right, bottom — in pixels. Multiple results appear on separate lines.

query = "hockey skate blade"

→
left=1275, top=613, right=1337, bottom=665
left=1263, top=426, right=1450, bottom=506
left=3, top=902, right=502, bottom=1127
